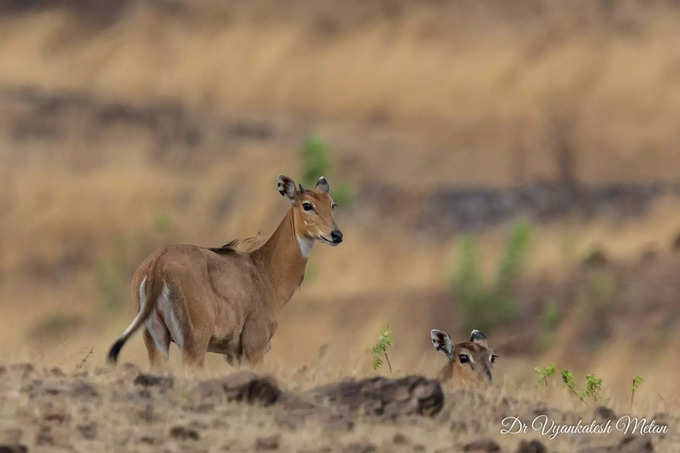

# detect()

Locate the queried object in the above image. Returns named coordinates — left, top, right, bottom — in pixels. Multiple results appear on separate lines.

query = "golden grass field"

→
left=1, top=1, right=680, bottom=451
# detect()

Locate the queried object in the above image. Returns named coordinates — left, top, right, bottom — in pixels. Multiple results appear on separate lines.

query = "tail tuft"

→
left=107, top=338, right=126, bottom=365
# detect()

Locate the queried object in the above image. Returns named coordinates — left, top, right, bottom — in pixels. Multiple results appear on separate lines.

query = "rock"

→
left=392, top=433, right=409, bottom=445
left=139, top=436, right=158, bottom=445
left=594, top=406, right=616, bottom=421
left=342, top=442, right=376, bottom=453
left=0, top=429, right=23, bottom=445
left=462, top=438, right=500, bottom=452
left=134, top=374, right=174, bottom=390
left=516, top=439, right=547, bottom=453
left=43, top=411, right=69, bottom=424
left=618, top=436, right=653, bottom=452
left=309, top=375, right=443, bottom=417
left=93, top=367, right=110, bottom=376
left=77, top=423, right=97, bottom=440
left=169, top=426, right=200, bottom=441
left=639, top=247, right=657, bottom=264
left=8, top=364, right=34, bottom=379
left=70, top=380, right=99, bottom=399
left=299, top=448, right=331, bottom=453
left=582, top=248, right=608, bottom=268
left=198, top=372, right=281, bottom=406
left=49, top=367, right=65, bottom=377
left=255, top=434, right=280, bottom=450
left=578, top=435, right=654, bottom=452
left=35, top=427, right=53, bottom=446
left=0, top=445, right=28, bottom=453
left=120, top=363, right=140, bottom=374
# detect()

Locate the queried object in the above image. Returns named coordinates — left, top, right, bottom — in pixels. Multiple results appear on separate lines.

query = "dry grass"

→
left=1, top=2, right=680, bottom=450
left=0, top=362, right=677, bottom=452
left=3, top=1, right=680, bottom=184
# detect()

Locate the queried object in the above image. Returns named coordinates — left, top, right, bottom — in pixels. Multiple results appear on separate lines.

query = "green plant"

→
left=541, top=300, right=560, bottom=330
left=559, top=369, right=606, bottom=403
left=535, top=365, right=556, bottom=388
left=300, top=136, right=331, bottom=187
left=539, top=300, right=560, bottom=350
left=94, top=233, right=144, bottom=315
left=496, top=220, right=532, bottom=297
left=153, top=211, right=173, bottom=233
left=561, top=369, right=583, bottom=401
left=299, top=136, right=353, bottom=206
left=584, top=373, right=604, bottom=402
left=451, top=221, right=531, bottom=332
left=330, top=182, right=353, bottom=208
left=95, top=257, right=128, bottom=313
left=371, top=325, right=394, bottom=372
left=29, top=314, right=83, bottom=341
left=631, top=375, right=644, bottom=408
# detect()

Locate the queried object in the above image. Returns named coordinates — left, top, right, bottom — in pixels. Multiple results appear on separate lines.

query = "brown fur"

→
left=431, top=329, right=497, bottom=388
left=108, top=175, right=341, bottom=369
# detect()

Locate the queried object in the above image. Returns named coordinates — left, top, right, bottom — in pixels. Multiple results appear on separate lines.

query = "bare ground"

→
left=0, top=364, right=676, bottom=453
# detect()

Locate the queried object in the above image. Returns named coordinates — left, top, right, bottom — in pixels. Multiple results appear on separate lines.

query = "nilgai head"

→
left=430, top=328, right=497, bottom=386
left=277, top=175, right=343, bottom=249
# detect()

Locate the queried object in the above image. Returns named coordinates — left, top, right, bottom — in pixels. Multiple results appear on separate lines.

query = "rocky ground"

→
left=0, top=363, right=675, bottom=453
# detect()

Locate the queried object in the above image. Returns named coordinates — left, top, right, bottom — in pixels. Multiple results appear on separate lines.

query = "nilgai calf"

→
left=430, top=329, right=498, bottom=386
left=108, top=175, right=342, bottom=369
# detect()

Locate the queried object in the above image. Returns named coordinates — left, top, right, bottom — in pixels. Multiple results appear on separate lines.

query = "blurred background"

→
left=1, top=0, right=680, bottom=412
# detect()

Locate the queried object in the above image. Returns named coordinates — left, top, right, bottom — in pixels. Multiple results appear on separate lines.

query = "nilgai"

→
left=430, top=329, right=497, bottom=386
left=108, top=175, right=342, bottom=369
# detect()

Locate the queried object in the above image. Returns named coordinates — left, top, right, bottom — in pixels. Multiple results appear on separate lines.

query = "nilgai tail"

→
left=107, top=276, right=155, bottom=364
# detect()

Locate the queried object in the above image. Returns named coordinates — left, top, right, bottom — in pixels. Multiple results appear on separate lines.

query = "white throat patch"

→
left=297, top=235, right=314, bottom=258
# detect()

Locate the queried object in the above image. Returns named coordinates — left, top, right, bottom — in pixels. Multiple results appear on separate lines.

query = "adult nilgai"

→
left=108, top=175, right=343, bottom=368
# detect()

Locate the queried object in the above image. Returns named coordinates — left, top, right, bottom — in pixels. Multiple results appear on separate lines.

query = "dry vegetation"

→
left=0, top=363, right=676, bottom=452
left=1, top=1, right=680, bottom=451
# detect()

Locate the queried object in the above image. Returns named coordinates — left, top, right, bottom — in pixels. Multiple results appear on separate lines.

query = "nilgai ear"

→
left=430, top=329, right=454, bottom=360
left=470, top=329, right=488, bottom=348
left=315, top=176, right=330, bottom=193
left=277, top=175, right=298, bottom=203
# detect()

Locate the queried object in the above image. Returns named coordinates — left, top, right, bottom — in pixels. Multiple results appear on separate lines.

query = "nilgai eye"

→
left=490, top=354, right=497, bottom=363
left=459, top=354, right=470, bottom=364
left=302, top=202, right=314, bottom=211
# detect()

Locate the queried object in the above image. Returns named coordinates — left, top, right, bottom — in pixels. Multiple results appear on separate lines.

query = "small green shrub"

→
left=299, top=136, right=353, bottom=206
left=451, top=221, right=531, bottom=332
left=153, top=211, right=173, bottom=233
left=535, top=365, right=556, bottom=388
left=496, top=221, right=532, bottom=296
left=561, top=369, right=583, bottom=401
left=559, top=369, right=607, bottom=403
left=584, top=373, right=604, bottom=402
left=539, top=300, right=560, bottom=350
left=330, top=182, right=354, bottom=208
left=631, top=375, right=644, bottom=408
left=300, top=136, right=331, bottom=187
left=29, top=314, right=83, bottom=341
left=371, top=325, right=394, bottom=372
left=95, top=258, right=128, bottom=313
left=94, top=234, right=144, bottom=315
